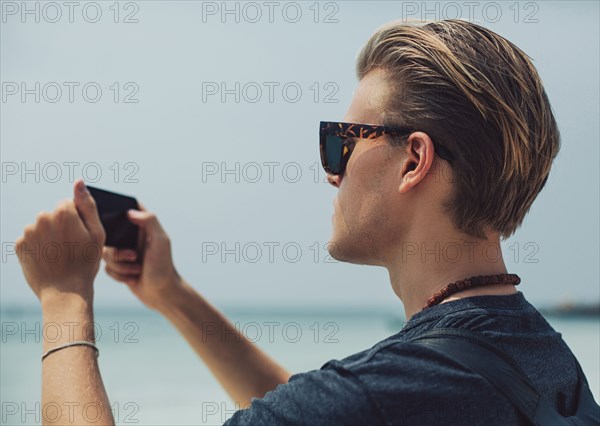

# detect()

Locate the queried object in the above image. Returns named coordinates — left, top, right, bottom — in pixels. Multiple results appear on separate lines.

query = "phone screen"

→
left=86, top=185, right=140, bottom=251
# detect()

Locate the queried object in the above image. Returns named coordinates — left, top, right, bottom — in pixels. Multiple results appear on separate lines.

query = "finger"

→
left=105, top=260, right=142, bottom=275
left=105, top=265, right=140, bottom=286
left=34, top=211, right=51, bottom=227
left=73, top=179, right=106, bottom=244
left=127, top=209, right=163, bottom=234
left=15, top=236, right=25, bottom=260
left=103, top=247, right=137, bottom=263
left=134, top=202, right=148, bottom=253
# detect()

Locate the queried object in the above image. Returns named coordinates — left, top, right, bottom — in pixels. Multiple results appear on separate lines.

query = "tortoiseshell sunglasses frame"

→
left=319, top=121, right=454, bottom=176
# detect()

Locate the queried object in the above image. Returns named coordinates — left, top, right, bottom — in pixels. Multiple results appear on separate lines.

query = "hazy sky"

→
left=1, top=1, right=599, bottom=311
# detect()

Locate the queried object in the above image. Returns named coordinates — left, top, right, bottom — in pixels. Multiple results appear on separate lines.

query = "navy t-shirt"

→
left=224, top=291, right=582, bottom=425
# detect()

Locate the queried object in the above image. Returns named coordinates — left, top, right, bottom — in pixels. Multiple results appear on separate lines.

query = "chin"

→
left=328, top=219, right=389, bottom=266
left=328, top=231, right=370, bottom=265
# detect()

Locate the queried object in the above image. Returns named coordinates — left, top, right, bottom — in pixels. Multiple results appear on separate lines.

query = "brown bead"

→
left=423, top=274, right=521, bottom=310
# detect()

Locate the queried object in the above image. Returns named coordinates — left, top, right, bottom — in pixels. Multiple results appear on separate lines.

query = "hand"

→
left=102, top=205, right=182, bottom=311
left=15, top=179, right=106, bottom=304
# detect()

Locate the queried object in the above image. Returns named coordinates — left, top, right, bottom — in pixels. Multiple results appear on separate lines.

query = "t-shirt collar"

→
left=401, top=291, right=528, bottom=333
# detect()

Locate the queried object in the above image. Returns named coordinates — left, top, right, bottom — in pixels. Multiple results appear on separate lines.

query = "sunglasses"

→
left=319, top=121, right=454, bottom=176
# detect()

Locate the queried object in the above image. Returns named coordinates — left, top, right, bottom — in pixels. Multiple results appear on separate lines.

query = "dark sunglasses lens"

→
left=324, top=135, right=344, bottom=175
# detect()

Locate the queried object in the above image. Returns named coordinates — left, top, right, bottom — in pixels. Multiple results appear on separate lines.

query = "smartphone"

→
left=86, top=185, right=140, bottom=252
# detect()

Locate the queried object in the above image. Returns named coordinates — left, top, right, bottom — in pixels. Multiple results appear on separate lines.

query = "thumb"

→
left=73, top=179, right=106, bottom=243
left=127, top=208, right=162, bottom=234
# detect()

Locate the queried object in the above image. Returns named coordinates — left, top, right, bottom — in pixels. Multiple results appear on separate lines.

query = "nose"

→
left=327, top=173, right=342, bottom=188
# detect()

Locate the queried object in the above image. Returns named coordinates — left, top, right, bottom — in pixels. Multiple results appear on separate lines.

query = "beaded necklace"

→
left=423, top=273, right=521, bottom=310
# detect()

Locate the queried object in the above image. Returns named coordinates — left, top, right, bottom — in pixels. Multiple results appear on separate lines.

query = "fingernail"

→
left=78, top=180, right=87, bottom=194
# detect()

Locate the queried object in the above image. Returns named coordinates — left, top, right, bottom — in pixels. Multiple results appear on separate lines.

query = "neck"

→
left=386, top=228, right=515, bottom=321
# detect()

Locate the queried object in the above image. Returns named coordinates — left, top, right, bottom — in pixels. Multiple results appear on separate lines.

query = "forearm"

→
left=157, top=279, right=291, bottom=407
left=41, top=293, right=114, bottom=426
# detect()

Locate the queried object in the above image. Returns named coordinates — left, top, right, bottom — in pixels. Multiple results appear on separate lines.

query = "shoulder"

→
left=329, top=337, right=520, bottom=425
left=225, top=338, right=519, bottom=425
left=224, top=363, right=385, bottom=425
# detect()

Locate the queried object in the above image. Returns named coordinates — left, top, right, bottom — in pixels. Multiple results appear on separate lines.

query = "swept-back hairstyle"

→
left=357, top=19, right=560, bottom=239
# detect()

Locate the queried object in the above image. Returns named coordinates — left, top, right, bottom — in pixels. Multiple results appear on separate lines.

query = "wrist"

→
left=41, top=287, right=93, bottom=304
left=41, top=291, right=96, bottom=351
left=41, top=289, right=93, bottom=315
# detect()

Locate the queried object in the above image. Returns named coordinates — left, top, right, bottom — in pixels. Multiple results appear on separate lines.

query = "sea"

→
left=1, top=307, right=598, bottom=425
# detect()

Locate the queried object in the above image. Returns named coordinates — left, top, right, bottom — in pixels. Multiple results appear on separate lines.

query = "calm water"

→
left=1, top=307, right=598, bottom=425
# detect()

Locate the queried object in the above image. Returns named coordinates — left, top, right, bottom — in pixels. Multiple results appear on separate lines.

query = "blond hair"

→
left=357, top=19, right=560, bottom=239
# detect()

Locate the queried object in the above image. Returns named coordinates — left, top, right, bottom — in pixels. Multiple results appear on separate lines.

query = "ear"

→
left=398, top=132, right=436, bottom=194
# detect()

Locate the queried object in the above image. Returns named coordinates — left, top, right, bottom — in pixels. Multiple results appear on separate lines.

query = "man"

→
left=16, top=19, right=588, bottom=425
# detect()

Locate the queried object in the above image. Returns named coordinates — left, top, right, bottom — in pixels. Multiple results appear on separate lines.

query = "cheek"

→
left=338, top=149, right=393, bottom=225
left=346, top=143, right=388, bottom=184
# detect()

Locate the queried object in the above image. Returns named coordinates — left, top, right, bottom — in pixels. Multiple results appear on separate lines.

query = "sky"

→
left=1, top=1, right=599, bottom=312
